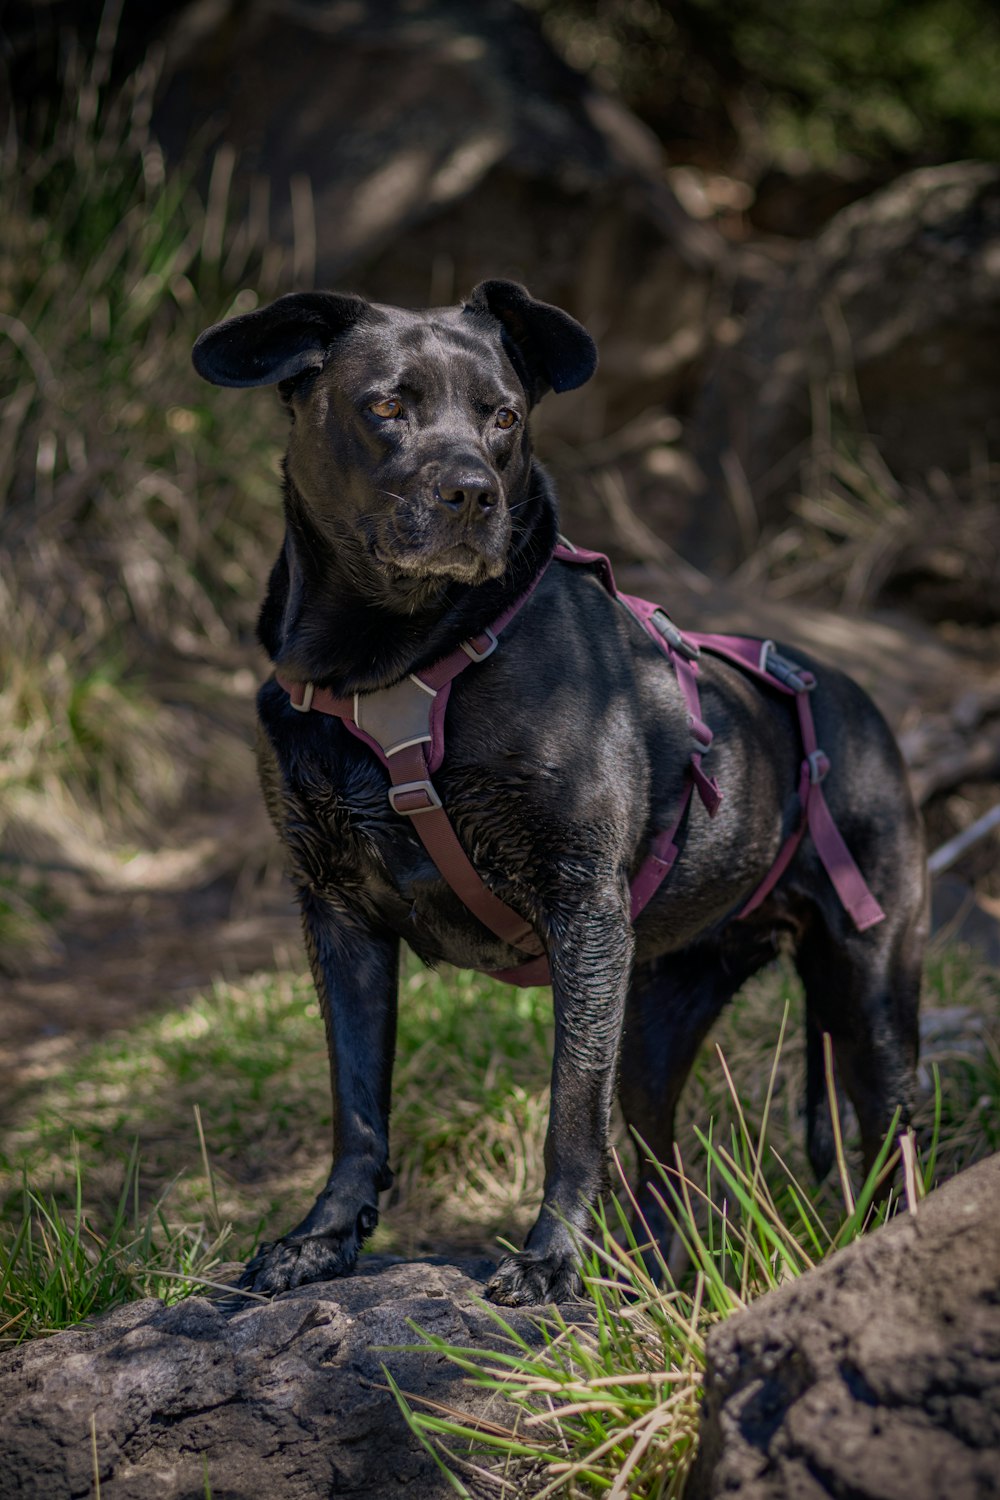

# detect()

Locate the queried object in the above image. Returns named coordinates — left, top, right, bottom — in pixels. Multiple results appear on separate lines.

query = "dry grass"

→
left=0, top=29, right=298, bottom=971
left=390, top=981, right=971, bottom=1500
left=2, top=938, right=996, bottom=1492
left=730, top=359, right=1000, bottom=624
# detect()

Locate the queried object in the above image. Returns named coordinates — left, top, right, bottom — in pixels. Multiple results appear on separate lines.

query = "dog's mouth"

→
left=372, top=537, right=506, bottom=584
left=367, top=503, right=511, bottom=585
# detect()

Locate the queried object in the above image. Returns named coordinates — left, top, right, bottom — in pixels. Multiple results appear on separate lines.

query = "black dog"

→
left=192, top=281, right=926, bottom=1306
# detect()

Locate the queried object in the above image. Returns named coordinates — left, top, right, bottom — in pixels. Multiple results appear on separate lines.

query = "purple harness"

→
left=277, top=542, right=884, bottom=985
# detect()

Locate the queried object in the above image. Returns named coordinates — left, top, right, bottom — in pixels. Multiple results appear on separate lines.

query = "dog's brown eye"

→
left=370, top=398, right=404, bottom=419
left=495, top=407, right=519, bottom=430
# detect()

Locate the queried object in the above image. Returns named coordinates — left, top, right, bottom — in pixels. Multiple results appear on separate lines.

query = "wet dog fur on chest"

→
left=193, top=281, right=927, bottom=1306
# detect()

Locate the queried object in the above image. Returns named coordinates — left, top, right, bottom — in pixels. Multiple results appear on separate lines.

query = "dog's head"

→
left=192, top=282, right=596, bottom=589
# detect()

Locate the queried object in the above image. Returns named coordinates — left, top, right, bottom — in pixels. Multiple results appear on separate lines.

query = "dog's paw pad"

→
left=485, top=1251, right=582, bottom=1307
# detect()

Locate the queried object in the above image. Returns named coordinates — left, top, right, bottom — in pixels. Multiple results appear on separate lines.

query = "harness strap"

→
left=687, top=634, right=885, bottom=932
left=628, top=784, right=696, bottom=919
left=386, top=742, right=544, bottom=954
left=490, top=777, right=700, bottom=987
left=278, top=566, right=551, bottom=957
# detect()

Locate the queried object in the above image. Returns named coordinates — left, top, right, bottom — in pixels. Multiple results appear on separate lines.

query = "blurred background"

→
left=1, top=0, right=999, bottom=1279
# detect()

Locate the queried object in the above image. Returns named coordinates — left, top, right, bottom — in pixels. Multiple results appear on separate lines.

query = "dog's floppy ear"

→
left=465, top=280, right=597, bottom=402
left=192, top=291, right=369, bottom=388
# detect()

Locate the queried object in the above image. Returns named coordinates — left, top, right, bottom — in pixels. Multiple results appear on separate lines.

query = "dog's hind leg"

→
left=617, top=935, right=776, bottom=1268
left=803, top=1009, right=837, bottom=1180
left=795, top=902, right=925, bottom=1186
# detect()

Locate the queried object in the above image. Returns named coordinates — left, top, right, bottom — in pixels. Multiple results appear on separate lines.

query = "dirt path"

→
left=0, top=796, right=300, bottom=1120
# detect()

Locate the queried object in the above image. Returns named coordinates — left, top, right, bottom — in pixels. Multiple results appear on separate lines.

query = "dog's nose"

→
left=435, top=472, right=498, bottom=517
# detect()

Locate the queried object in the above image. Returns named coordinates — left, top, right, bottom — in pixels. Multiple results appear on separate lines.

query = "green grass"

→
left=378, top=945, right=998, bottom=1499
left=531, top=0, right=1000, bottom=170
left=2, top=943, right=997, bottom=1345
left=389, top=1023, right=943, bottom=1500
left=1, top=945, right=996, bottom=1500
left=0, top=959, right=557, bottom=1307
left=0, top=1141, right=235, bottom=1345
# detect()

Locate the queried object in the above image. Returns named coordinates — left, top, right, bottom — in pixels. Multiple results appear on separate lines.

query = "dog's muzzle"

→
left=374, top=477, right=510, bottom=581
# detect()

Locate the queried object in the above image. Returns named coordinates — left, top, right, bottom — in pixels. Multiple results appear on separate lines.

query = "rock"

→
left=0, top=1255, right=553, bottom=1500
left=155, top=0, right=719, bottom=331
left=689, top=1152, right=1000, bottom=1500
left=688, top=162, right=1000, bottom=569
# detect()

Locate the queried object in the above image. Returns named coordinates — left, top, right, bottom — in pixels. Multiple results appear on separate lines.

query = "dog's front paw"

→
left=238, top=1205, right=377, bottom=1295
left=485, top=1249, right=582, bottom=1307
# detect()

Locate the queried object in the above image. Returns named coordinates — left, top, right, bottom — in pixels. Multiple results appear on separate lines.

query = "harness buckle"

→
left=759, top=640, right=815, bottom=693
left=808, top=749, right=830, bottom=785
left=688, top=714, right=713, bottom=749
left=289, top=682, right=315, bottom=713
left=388, top=779, right=443, bottom=816
left=460, top=628, right=498, bottom=663
left=650, top=609, right=701, bottom=661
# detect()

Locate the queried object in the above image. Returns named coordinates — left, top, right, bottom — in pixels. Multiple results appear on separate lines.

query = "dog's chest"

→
left=259, top=687, right=627, bottom=971
left=261, top=711, right=515, bottom=928
left=271, top=730, right=425, bottom=899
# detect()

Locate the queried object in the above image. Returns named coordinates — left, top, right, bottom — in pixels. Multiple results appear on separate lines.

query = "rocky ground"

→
left=2, top=1157, right=998, bottom=1499
left=0, top=1255, right=540, bottom=1499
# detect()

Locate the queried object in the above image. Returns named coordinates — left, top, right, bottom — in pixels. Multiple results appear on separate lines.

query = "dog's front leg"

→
left=486, top=896, right=633, bottom=1306
left=239, top=890, right=398, bottom=1295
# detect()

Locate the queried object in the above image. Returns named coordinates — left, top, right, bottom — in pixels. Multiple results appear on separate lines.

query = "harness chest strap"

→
left=278, top=573, right=550, bottom=959
left=276, top=545, right=720, bottom=975
left=382, top=740, right=543, bottom=954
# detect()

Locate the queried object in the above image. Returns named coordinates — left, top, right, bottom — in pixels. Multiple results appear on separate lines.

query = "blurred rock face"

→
left=99, top=3, right=1000, bottom=577
left=688, top=162, right=1000, bottom=568
left=153, top=0, right=724, bottom=550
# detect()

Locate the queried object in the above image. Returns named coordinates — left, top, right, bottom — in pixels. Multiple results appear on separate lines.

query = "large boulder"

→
left=688, top=162, right=1000, bottom=569
left=154, top=0, right=720, bottom=359
left=0, top=1255, right=548, bottom=1500
left=690, top=1151, right=1000, bottom=1499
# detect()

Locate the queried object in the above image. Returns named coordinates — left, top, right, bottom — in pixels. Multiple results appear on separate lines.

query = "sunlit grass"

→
left=2, top=943, right=997, bottom=1345
left=0, top=1141, right=237, bottom=1346
left=0, top=958, right=555, bottom=1270
left=389, top=1023, right=945, bottom=1500
left=0, top=937, right=996, bottom=1500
